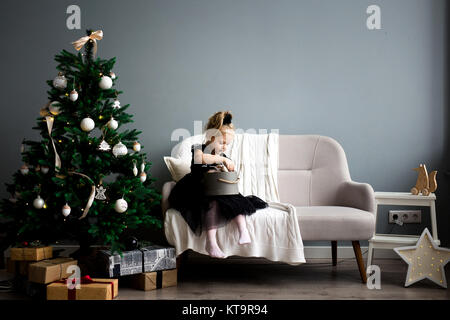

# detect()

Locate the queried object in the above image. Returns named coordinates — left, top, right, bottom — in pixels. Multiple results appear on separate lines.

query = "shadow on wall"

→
left=436, top=2, right=450, bottom=247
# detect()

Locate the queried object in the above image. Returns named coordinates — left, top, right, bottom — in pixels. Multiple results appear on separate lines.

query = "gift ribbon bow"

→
left=57, top=275, right=115, bottom=300
left=71, top=30, right=103, bottom=55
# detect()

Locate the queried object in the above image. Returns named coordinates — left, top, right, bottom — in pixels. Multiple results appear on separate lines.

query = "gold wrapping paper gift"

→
left=10, top=246, right=53, bottom=261
left=6, top=258, right=32, bottom=276
left=47, top=277, right=118, bottom=300
left=129, top=269, right=177, bottom=291
left=28, top=258, right=78, bottom=284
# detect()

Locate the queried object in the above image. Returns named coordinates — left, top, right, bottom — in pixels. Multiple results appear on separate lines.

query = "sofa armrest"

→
left=336, top=181, right=376, bottom=214
left=162, top=181, right=177, bottom=217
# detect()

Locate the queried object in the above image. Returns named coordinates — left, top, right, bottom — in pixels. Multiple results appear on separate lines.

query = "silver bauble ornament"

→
left=33, top=195, right=44, bottom=209
left=99, top=76, right=113, bottom=90
left=49, top=101, right=61, bottom=115
left=133, top=141, right=141, bottom=152
left=80, top=117, right=95, bottom=132
left=62, top=203, right=71, bottom=217
left=107, top=117, right=118, bottom=130
left=112, top=142, right=128, bottom=157
left=139, top=172, right=147, bottom=182
left=69, top=90, right=78, bottom=102
left=114, top=198, right=128, bottom=213
left=41, top=166, right=49, bottom=174
left=53, top=73, right=67, bottom=90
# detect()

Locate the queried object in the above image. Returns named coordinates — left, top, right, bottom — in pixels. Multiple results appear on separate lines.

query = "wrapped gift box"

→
left=47, top=276, right=118, bottom=300
left=129, top=269, right=177, bottom=291
left=10, top=246, right=52, bottom=261
left=99, top=245, right=177, bottom=278
left=28, top=258, right=78, bottom=284
left=6, top=258, right=32, bottom=276
left=141, top=245, right=176, bottom=273
left=99, top=249, right=143, bottom=277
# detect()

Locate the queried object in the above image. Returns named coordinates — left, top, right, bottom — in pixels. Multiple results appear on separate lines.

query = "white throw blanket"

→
left=164, top=132, right=305, bottom=264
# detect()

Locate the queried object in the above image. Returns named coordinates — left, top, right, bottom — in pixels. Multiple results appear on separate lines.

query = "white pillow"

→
left=163, top=156, right=191, bottom=182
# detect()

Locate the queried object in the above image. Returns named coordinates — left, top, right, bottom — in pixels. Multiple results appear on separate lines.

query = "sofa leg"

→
left=352, top=241, right=367, bottom=283
left=331, top=241, right=337, bottom=266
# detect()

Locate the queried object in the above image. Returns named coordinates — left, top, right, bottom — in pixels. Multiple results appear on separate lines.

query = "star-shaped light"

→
left=394, top=228, right=450, bottom=288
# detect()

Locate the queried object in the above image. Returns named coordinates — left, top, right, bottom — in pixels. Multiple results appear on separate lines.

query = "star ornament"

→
left=394, top=228, right=450, bottom=288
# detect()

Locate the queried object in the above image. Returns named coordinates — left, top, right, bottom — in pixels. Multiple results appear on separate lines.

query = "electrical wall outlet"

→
left=388, top=210, right=421, bottom=224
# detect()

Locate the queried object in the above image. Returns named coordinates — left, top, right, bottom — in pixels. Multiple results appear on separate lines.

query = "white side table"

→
left=367, top=192, right=440, bottom=267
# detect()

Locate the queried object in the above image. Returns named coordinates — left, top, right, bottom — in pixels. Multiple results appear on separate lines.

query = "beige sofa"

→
left=162, top=135, right=376, bottom=283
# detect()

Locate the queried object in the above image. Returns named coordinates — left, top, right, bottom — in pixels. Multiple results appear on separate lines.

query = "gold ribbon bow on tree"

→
left=71, top=30, right=103, bottom=56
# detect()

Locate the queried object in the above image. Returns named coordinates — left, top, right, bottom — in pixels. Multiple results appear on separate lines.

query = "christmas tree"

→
left=0, top=30, right=162, bottom=254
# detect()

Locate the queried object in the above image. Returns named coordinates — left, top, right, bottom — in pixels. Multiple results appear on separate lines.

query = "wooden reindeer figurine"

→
left=411, top=164, right=437, bottom=196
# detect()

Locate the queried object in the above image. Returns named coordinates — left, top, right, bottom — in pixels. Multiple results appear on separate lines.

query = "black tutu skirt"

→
left=168, top=171, right=268, bottom=235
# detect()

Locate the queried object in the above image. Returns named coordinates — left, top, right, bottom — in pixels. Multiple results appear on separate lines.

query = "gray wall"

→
left=0, top=0, right=448, bottom=246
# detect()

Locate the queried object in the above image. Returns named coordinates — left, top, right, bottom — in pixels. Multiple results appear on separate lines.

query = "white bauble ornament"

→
left=33, top=196, right=44, bottom=209
left=109, top=72, right=116, bottom=80
left=41, top=166, right=49, bottom=174
left=133, top=141, right=141, bottom=152
left=112, top=142, right=128, bottom=157
left=107, top=117, right=118, bottom=130
left=112, top=99, right=121, bottom=109
left=20, top=164, right=29, bottom=175
left=80, top=117, right=95, bottom=132
left=114, top=198, right=128, bottom=213
left=69, top=90, right=78, bottom=102
left=99, top=76, right=113, bottom=90
left=53, top=73, right=67, bottom=90
left=140, top=172, right=147, bottom=182
left=62, top=203, right=71, bottom=217
left=132, top=163, right=138, bottom=176
left=49, top=101, right=61, bottom=115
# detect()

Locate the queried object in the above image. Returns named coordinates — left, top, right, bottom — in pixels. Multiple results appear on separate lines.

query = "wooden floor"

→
left=1, top=255, right=449, bottom=300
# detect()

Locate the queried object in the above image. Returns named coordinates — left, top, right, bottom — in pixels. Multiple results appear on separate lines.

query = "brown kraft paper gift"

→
left=28, top=258, right=78, bottom=284
left=130, top=269, right=177, bottom=291
left=10, top=246, right=53, bottom=261
left=47, top=277, right=118, bottom=300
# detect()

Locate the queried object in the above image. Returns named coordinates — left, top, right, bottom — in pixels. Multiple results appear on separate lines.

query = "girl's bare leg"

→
left=206, top=228, right=226, bottom=258
left=204, top=200, right=226, bottom=258
left=233, top=214, right=251, bottom=244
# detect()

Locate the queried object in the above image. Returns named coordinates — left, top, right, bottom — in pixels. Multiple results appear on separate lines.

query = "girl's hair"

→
left=205, top=110, right=234, bottom=141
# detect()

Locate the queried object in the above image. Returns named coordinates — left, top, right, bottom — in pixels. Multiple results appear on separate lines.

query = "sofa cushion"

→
left=296, top=206, right=375, bottom=241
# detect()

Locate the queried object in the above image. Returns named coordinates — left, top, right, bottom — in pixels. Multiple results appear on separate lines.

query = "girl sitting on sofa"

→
left=168, top=111, right=268, bottom=258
